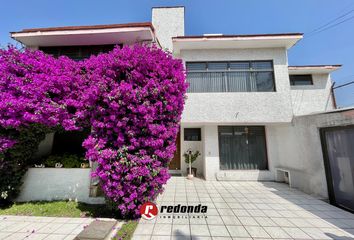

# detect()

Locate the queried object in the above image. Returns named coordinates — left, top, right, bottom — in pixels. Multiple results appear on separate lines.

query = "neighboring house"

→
left=10, top=7, right=354, bottom=207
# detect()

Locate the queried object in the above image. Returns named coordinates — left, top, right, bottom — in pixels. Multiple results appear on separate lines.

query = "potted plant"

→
left=183, top=149, right=201, bottom=179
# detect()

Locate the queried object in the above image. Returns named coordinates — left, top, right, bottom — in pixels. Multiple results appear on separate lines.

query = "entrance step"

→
left=216, top=170, right=274, bottom=181
left=169, top=170, right=182, bottom=177
left=170, top=173, right=183, bottom=176
left=75, top=219, right=122, bottom=240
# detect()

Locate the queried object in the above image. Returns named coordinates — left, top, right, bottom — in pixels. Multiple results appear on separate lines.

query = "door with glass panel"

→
left=218, top=126, right=268, bottom=170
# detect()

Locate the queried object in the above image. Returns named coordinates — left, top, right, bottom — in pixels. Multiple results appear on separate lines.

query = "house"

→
left=10, top=7, right=354, bottom=208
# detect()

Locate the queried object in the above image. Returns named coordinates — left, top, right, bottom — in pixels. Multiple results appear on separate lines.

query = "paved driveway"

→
left=134, top=177, right=354, bottom=240
left=0, top=216, right=93, bottom=239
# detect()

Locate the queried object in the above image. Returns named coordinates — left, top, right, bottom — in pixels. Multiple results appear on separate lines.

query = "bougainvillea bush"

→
left=0, top=45, right=187, bottom=217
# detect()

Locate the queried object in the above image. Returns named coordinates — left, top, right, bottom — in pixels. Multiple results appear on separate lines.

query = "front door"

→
left=169, top=132, right=181, bottom=170
left=321, top=126, right=354, bottom=212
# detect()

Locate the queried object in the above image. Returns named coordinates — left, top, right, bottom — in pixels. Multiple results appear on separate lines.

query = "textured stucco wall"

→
left=16, top=168, right=104, bottom=204
left=152, top=7, right=184, bottom=51
left=180, top=48, right=294, bottom=124
left=202, top=125, right=220, bottom=180
left=291, top=74, right=334, bottom=116
left=271, top=109, right=354, bottom=199
left=180, top=125, right=204, bottom=176
left=201, top=124, right=277, bottom=181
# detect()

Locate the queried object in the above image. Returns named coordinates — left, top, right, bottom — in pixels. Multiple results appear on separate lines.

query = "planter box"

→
left=16, top=168, right=104, bottom=204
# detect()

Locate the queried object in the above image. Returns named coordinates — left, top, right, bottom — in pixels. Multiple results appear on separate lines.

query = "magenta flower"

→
left=0, top=44, right=187, bottom=217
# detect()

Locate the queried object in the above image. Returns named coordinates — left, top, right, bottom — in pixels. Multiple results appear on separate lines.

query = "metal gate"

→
left=320, top=125, right=354, bottom=212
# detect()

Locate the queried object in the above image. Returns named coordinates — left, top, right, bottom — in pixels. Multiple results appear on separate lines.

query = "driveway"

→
left=134, top=177, right=354, bottom=240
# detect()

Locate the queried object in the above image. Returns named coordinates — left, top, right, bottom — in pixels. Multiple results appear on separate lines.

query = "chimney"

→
left=152, top=6, right=185, bottom=51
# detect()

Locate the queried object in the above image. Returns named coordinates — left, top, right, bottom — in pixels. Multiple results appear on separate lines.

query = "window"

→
left=218, top=126, right=268, bottom=170
left=39, top=45, right=117, bottom=61
left=186, top=61, right=275, bottom=93
left=184, top=128, right=201, bottom=141
left=289, top=74, right=313, bottom=86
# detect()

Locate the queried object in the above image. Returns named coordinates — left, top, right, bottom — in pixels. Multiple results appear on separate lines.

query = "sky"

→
left=1, top=0, right=354, bottom=107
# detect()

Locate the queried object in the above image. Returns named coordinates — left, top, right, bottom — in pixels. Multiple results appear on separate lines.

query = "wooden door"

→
left=169, top=132, right=181, bottom=170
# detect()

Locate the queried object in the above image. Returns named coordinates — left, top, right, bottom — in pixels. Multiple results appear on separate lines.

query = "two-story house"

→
left=11, top=6, right=344, bottom=202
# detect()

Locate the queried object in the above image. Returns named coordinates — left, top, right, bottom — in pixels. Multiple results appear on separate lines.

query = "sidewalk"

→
left=0, top=215, right=93, bottom=240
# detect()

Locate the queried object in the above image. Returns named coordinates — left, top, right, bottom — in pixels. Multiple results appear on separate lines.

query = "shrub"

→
left=41, top=153, right=86, bottom=168
left=0, top=125, right=48, bottom=205
left=0, top=45, right=187, bottom=216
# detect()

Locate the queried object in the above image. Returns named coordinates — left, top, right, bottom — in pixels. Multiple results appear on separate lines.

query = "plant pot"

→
left=187, top=174, right=194, bottom=180
left=186, top=167, right=197, bottom=177
left=81, top=163, right=89, bottom=168
left=55, top=163, right=63, bottom=168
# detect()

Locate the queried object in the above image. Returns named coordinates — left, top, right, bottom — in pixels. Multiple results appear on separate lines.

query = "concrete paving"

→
left=133, top=177, right=354, bottom=240
left=0, top=216, right=94, bottom=240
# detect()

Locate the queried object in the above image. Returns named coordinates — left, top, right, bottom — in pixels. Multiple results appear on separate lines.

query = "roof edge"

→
left=289, top=64, right=342, bottom=68
left=172, top=33, right=303, bottom=39
left=152, top=6, right=185, bottom=9
left=11, top=22, right=154, bottom=34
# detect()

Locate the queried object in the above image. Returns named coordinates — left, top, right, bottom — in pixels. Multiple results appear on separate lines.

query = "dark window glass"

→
left=289, top=74, right=313, bottom=86
left=253, top=72, right=275, bottom=92
left=208, top=62, right=228, bottom=70
left=229, top=62, right=249, bottom=70
left=39, top=45, right=117, bottom=61
left=186, top=61, right=275, bottom=92
left=184, top=128, right=201, bottom=141
left=186, top=62, right=207, bottom=71
left=218, top=126, right=268, bottom=170
left=251, top=61, right=273, bottom=70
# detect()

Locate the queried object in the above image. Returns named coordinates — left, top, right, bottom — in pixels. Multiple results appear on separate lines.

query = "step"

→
left=75, top=219, right=121, bottom=240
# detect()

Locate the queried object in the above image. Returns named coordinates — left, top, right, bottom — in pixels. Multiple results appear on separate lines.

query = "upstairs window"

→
left=289, top=74, right=313, bottom=86
left=39, top=44, right=117, bottom=61
left=186, top=61, right=275, bottom=93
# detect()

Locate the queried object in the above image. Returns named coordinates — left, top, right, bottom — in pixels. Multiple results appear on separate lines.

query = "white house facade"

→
left=11, top=6, right=352, bottom=203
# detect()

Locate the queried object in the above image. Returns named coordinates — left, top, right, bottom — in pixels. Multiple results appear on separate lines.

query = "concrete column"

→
left=203, top=125, right=219, bottom=180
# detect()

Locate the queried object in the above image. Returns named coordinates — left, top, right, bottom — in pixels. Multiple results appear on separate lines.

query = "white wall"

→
left=202, top=125, right=220, bottom=180
left=180, top=125, right=204, bottom=176
left=152, top=7, right=184, bottom=51
left=16, top=168, right=104, bottom=204
left=180, top=48, right=294, bottom=124
left=271, top=109, right=354, bottom=199
left=291, top=74, right=334, bottom=115
left=201, top=124, right=277, bottom=181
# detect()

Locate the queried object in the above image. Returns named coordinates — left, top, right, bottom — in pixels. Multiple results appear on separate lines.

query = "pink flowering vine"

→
left=0, top=45, right=187, bottom=216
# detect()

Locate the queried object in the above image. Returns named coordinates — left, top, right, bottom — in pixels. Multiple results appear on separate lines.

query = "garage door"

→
left=321, top=125, right=354, bottom=212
